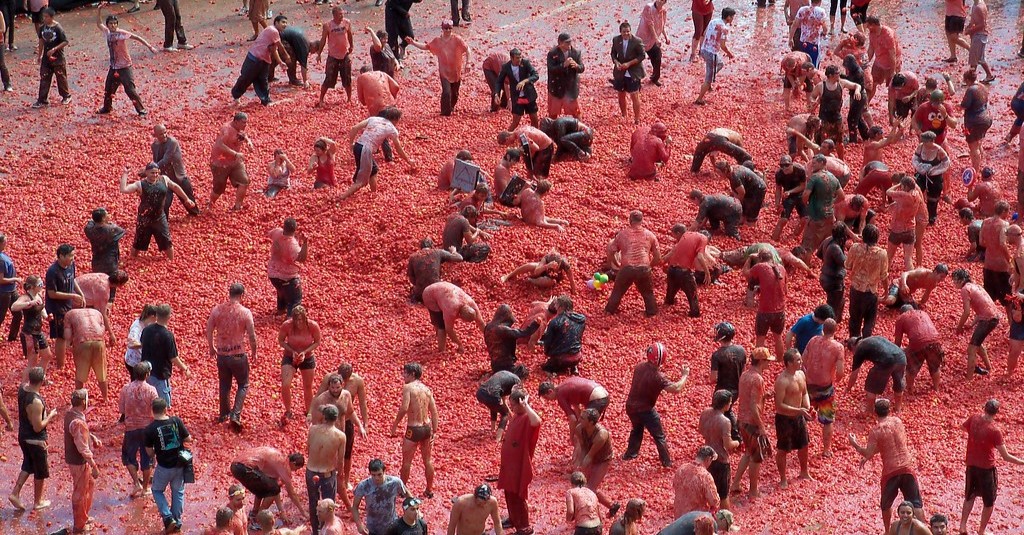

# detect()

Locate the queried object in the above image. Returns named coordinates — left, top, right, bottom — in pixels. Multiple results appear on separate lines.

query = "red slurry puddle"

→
left=1, top=0, right=1024, bottom=533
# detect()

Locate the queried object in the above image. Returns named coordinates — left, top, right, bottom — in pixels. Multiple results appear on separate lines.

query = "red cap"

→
left=646, top=342, right=666, bottom=366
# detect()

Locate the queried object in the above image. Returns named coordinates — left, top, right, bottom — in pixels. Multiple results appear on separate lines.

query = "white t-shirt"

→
left=796, top=6, right=828, bottom=45
left=356, top=117, right=399, bottom=152
left=124, top=318, right=143, bottom=366
left=701, top=19, right=729, bottom=55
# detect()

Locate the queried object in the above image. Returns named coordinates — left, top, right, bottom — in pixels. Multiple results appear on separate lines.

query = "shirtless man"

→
left=538, top=377, right=610, bottom=443
left=865, top=16, right=902, bottom=101
left=496, top=126, right=555, bottom=180
left=802, top=319, right=845, bottom=455
left=785, top=114, right=821, bottom=161
left=966, top=168, right=1001, bottom=218
left=306, top=405, right=346, bottom=533
left=780, top=51, right=814, bottom=112
left=421, top=281, right=485, bottom=353
left=209, top=112, right=254, bottom=212
left=774, top=349, right=813, bottom=488
left=316, top=499, right=344, bottom=535
left=514, top=180, right=568, bottom=232
left=862, top=123, right=903, bottom=167
left=355, top=65, right=400, bottom=116
left=885, top=176, right=925, bottom=271
left=731, top=347, right=773, bottom=499
left=574, top=408, right=618, bottom=515
left=338, top=363, right=368, bottom=490
left=882, top=264, right=948, bottom=308
left=309, top=375, right=365, bottom=503
left=447, top=484, right=503, bottom=535
left=228, top=447, right=306, bottom=522
left=691, top=128, right=751, bottom=173
left=389, top=362, right=439, bottom=498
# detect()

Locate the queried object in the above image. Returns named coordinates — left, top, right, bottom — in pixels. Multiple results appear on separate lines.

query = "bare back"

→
left=307, top=423, right=346, bottom=473
left=450, top=494, right=499, bottom=535
left=402, top=381, right=433, bottom=427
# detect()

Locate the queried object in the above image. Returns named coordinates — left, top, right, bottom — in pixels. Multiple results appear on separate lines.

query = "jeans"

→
left=217, top=354, right=250, bottom=419
left=848, top=288, right=878, bottom=339
left=163, top=176, right=199, bottom=218
left=691, top=134, right=753, bottom=173
left=819, top=275, right=845, bottom=322
left=847, top=93, right=869, bottom=142
left=0, top=45, right=10, bottom=89
left=270, top=277, right=303, bottom=315
left=147, top=376, right=172, bottom=407
left=450, top=0, right=470, bottom=22
left=440, top=76, right=461, bottom=116
left=483, top=69, right=508, bottom=111
left=158, top=0, right=187, bottom=48
left=647, top=43, right=662, bottom=83
left=38, top=56, right=70, bottom=104
left=152, top=465, right=185, bottom=524
left=665, top=267, right=700, bottom=316
left=306, top=469, right=337, bottom=533
left=605, top=266, right=657, bottom=316
left=0, top=0, right=13, bottom=48
left=0, top=290, right=22, bottom=341
left=624, top=409, right=671, bottom=466
left=231, top=53, right=272, bottom=104
left=103, top=67, right=143, bottom=111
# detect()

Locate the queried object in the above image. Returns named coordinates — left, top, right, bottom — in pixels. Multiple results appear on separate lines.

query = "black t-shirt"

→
left=775, top=164, right=807, bottom=196
left=84, top=221, right=126, bottom=274
left=479, top=371, right=521, bottom=399
left=698, top=194, right=742, bottom=221
left=141, top=323, right=178, bottom=380
left=39, top=23, right=67, bottom=56
left=407, top=249, right=460, bottom=290
left=44, top=261, right=75, bottom=316
left=441, top=215, right=471, bottom=250
left=385, top=517, right=428, bottom=535
left=730, top=166, right=766, bottom=193
left=710, top=344, right=746, bottom=394
left=280, top=27, right=310, bottom=67
left=144, top=416, right=190, bottom=469
left=851, top=336, right=907, bottom=370
left=819, top=238, right=847, bottom=280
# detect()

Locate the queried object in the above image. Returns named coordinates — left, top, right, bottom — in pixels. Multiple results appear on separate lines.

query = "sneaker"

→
left=374, top=0, right=383, bottom=5
left=461, top=12, right=471, bottom=22
left=265, top=10, right=272, bottom=18
left=96, top=107, right=112, bottom=114
left=3, top=85, right=12, bottom=92
left=179, top=44, right=194, bottom=50
left=31, top=101, right=47, bottom=108
left=975, top=366, right=990, bottom=376
left=137, top=109, right=148, bottom=117
left=61, top=95, right=72, bottom=105
left=607, top=502, right=621, bottom=519
left=164, top=47, right=179, bottom=52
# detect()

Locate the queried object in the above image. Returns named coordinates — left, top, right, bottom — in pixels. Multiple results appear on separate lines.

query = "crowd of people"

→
left=1, top=0, right=1024, bottom=534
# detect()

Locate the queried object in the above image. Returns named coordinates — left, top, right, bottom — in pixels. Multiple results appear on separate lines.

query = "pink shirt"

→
left=103, top=27, right=133, bottom=70
left=737, top=369, right=764, bottom=425
left=77, top=273, right=110, bottom=316
left=356, top=71, right=398, bottom=116
left=870, top=26, right=901, bottom=70
left=802, top=335, right=844, bottom=386
left=118, top=380, right=158, bottom=431
left=326, top=18, right=352, bottom=59
left=567, top=487, right=600, bottom=526
left=211, top=123, right=244, bottom=166
left=208, top=302, right=254, bottom=355
left=267, top=228, right=301, bottom=280
left=249, top=26, right=281, bottom=63
left=65, top=308, right=106, bottom=346
left=888, top=190, right=919, bottom=233
left=636, top=3, right=667, bottom=51
left=867, top=416, right=915, bottom=482
left=945, top=0, right=967, bottom=17
left=962, top=283, right=999, bottom=320
left=672, top=462, right=719, bottom=516
left=629, top=126, right=670, bottom=179
left=427, top=35, right=469, bottom=82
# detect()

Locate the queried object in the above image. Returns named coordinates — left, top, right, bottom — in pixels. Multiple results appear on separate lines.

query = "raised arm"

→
left=119, top=170, right=141, bottom=194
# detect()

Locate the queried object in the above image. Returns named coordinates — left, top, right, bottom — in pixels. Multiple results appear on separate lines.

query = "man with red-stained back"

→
left=605, top=211, right=661, bottom=316
left=629, top=123, right=671, bottom=180
left=662, top=223, right=707, bottom=316
left=205, top=283, right=256, bottom=429
left=355, top=65, right=400, bottom=117
left=959, top=399, right=1024, bottom=535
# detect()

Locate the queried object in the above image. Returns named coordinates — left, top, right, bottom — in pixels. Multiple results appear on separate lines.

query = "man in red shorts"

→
left=893, top=305, right=944, bottom=394
left=802, top=318, right=844, bottom=456
left=958, top=399, right=1024, bottom=535
left=849, top=398, right=925, bottom=532
left=731, top=346, right=773, bottom=500
left=538, top=377, right=609, bottom=443
left=209, top=112, right=254, bottom=212
left=744, top=250, right=787, bottom=358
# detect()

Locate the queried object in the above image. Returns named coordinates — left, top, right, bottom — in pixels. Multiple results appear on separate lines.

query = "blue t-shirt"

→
left=658, top=511, right=714, bottom=535
left=354, top=475, right=408, bottom=534
left=0, top=253, right=16, bottom=293
left=790, top=313, right=822, bottom=353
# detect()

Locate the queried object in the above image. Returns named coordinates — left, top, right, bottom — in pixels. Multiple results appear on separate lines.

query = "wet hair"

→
left=689, top=189, right=705, bottom=201
left=256, top=510, right=275, bottom=531
left=229, top=282, right=245, bottom=297
left=491, top=304, right=516, bottom=327
left=496, top=131, right=514, bottom=144
left=504, top=148, right=522, bottom=162
left=952, top=268, right=971, bottom=284
left=273, top=14, right=287, bottom=24
left=57, top=243, right=74, bottom=258
left=792, top=246, right=808, bottom=258
left=822, top=318, right=837, bottom=336
left=935, top=263, right=949, bottom=275
left=920, top=131, right=937, bottom=143
left=874, top=398, right=891, bottom=417
left=623, top=499, right=645, bottom=525
left=22, top=275, right=41, bottom=292
left=509, top=47, right=522, bottom=57
left=984, top=399, right=1000, bottom=415
left=92, top=207, right=108, bottom=223
left=461, top=205, right=479, bottom=220
left=288, top=453, right=305, bottom=467
left=831, top=221, right=848, bottom=246
left=619, top=21, right=631, bottom=31
left=897, top=501, right=915, bottom=514
left=327, top=374, right=343, bottom=387
left=403, top=362, right=423, bottom=380
left=963, top=69, right=977, bottom=84
left=811, top=154, right=827, bottom=166
left=712, top=389, right=733, bottom=410
left=783, top=348, right=800, bottom=365
left=456, top=150, right=473, bottom=161
left=849, top=195, right=866, bottom=210
left=314, top=139, right=328, bottom=151
left=899, top=175, right=916, bottom=190
left=722, top=7, right=736, bottom=18
left=71, top=389, right=88, bottom=407
left=806, top=116, right=821, bottom=130
left=155, top=303, right=172, bottom=320
left=865, top=15, right=880, bottom=26
left=930, top=514, right=948, bottom=526
left=581, top=408, right=600, bottom=423
left=959, top=207, right=975, bottom=220
left=535, top=179, right=552, bottom=195
left=629, top=210, right=643, bottom=224
left=825, top=65, right=839, bottom=77
left=570, top=471, right=586, bottom=487
left=861, top=224, right=879, bottom=246
left=133, top=361, right=153, bottom=381
left=41, top=6, right=55, bottom=17
left=821, top=139, right=836, bottom=151
left=510, top=389, right=527, bottom=404
left=337, top=362, right=353, bottom=380
left=152, top=398, right=169, bottom=414
left=538, top=381, right=555, bottom=396
left=900, top=304, right=915, bottom=314
left=216, top=507, right=235, bottom=528
left=105, top=15, right=118, bottom=24
left=379, top=107, right=402, bottom=122
left=321, top=404, right=339, bottom=422
left=28, top=366, right=45, bottom=386
left=891, top=73, right=906, bottom=88
left=419, top=238, right=434, bottom=249
left=696, top=445, right=716, bottom=462
left=672, top=223, right=687, bottom=235
left=367, top=459, right=387, bottom=475
left=995, top=201, right=1011, bottom=216
left=512, top=364, right=529, bottom=380
left=359, top=65, right=372, bottom=74
left=868, top=126, right=884, bottom=138
left=553, top=295, right=574, bottom=312
left=813, top=304, right=835, bottom=321
left=233, top=111, right=248, bottom=122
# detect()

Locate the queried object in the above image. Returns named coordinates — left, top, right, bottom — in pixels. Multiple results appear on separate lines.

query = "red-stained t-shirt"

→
left=666, top=232, right=708, bottom=270
left=211, top=123, right=243, bottom=166
left=325, top=18, right=352, bottom=59
left=945, top=0, right=967, bottom=17
left=77, top=272, right=111, bottom=316
left=118, top=379, right=158, bottom=431
left=748, top=262, right=787, bottom=313
left=249, top=25, right=281, bottom=63
left=629, top=126, right=670, bottom=179
left=867, top=416, right=916, bottom=483
left=625, top=361, right=670, bottom=414
left=888, top=71, right=919, bottom=101
left=555, top=377, right=599, bottom=416
left=893, top=310, right=940, bottom=352
left=482, top=51, right=508, bottom=73
left=672, top=462, right=719, bottom=517
left=962, top=283, right=999, bottom=320
left=963, top=414, right=1003, bottom=469
left=103, top=27, right=133, bottom=70
left=736, top=368, right=764, bottom=426
left=611, top=226, right=659, bottom=268
left=914, top=101, right=954, bottom=138
left=427, top=35, right=469, bottom=82
left=498, top=412, right=541, bottom=496
left=888, top=190, right=919, bottom=233
left=267, top=228, right=301, bottom=280
left=208, top=302, right=254, bottom=355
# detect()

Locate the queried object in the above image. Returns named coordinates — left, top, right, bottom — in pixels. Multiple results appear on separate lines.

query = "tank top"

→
left=138, top=178, right=169, bottom=225
left=314, top=156, right=336, bottom=186
left=64, top=410, right=86, bottom=465
left=269, top=164, right=291, bottom=187
left=20, top=298, right=44, bottom=335
left=581, top=426, right=613, bottom=463
left=819, top=81, right=843, bottom=123
left=18, top=386, right=46, bottom=442
left=568, top=487, right=601, bottom=526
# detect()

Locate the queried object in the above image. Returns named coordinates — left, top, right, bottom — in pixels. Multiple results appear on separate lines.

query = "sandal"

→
left=127, top=6, right=140, bottom=13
